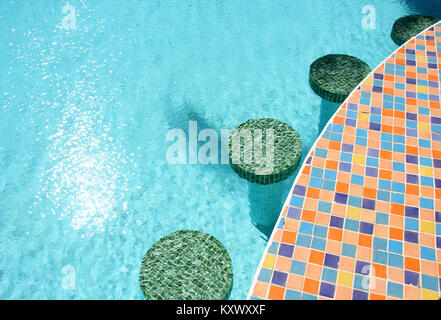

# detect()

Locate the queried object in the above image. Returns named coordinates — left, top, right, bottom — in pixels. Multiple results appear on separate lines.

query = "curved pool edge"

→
left=247, top=21, right=441, bottom=300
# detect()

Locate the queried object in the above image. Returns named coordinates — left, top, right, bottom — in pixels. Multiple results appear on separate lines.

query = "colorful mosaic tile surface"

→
left=248, top=22, right=441, bottom=300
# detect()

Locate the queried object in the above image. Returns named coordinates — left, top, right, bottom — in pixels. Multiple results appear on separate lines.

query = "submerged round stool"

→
left=309, top=54, right=371, bottom=132
left=228, top=118, right=302, bottom=235
left=391, top=15, right=439, bottom=46
left=139, top=230, right=233, bottom=300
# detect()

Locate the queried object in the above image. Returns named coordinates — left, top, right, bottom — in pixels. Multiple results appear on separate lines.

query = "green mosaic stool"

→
left=309, top=54, right=371, bottom=132
left=391, top=15, right=439, bottom=46
left=139, top=230, right=233, bottom=300
left=228, top=118, right=302, bottom=235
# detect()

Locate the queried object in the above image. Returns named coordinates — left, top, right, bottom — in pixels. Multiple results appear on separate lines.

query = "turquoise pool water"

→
left=0, top=0, right=439, bottom=299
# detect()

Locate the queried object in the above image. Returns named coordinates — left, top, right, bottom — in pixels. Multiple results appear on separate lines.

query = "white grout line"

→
left=246, top=20, right=441, bottom=300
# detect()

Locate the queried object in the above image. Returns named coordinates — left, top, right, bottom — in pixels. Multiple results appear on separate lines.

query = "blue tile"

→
left=290, top=260, right=306, bottom=275
left=422, top=274, right=438, bottom=291
left=285, top=289, right=301, bottom=300
left=387, top=282, right=403, bottom=299
left=322, top=268, right=338, bottom=283
left=341, top=243, right=356, bottom=258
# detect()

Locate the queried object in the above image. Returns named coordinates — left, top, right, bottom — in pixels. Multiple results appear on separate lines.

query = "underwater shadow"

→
left=403, top=0, right=441, bottom=19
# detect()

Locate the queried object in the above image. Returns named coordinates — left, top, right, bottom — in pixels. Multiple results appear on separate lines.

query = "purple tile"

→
left=360, top=222, right=374, bottom=235
left=406, top=49, right=416, bottom=54
left=406, top=78, right=416, bottom=85
left=428, top=63, right=437, bottom=69
left=367, top=148, right=379, bottom=157
left=404, top=230, right=418, bottom=244
left=434, top=159, right=441, bottom=168
left=334, top=192, right=348, bottom=205
left=426, top=36, right=435, bottom=41
left=437, top=237, right=441, bottom=249
left=406, top=154, right=418, bottom=164
left=355, top=261, right=370, bottom=275
left=278, top=243, right=294, bottom=258
left=353, top=290, right=369, bottom=300
left=404, top=270, right=419, bottom=286
left=429, top=81, right=439, bottom=88
left=341, top=143, right=354, bottom=153
left=431, top=116, right=441, bottom=125
left=324, top=254, right=340, bottom=269
left=330, top=216, right=344, bottom=228
left=429, top=94, right=440, bottom=102
left=406, top=91, right=417, bottom=98
left=427, top=51, right=436, bottom=57
left=433, top=133, right=441, bottom=142
left=272, top=271, right=288, bottom=286
left=371, top=107, right=381, bottom=115
left=436, top=211, right=441, bottom=223
left=319, top=282, right=335, bottom=298
left=370, top=122, right=381, bottom=131
left=374, top=73, right=384, bottom=80
left=293, top=185, right=306, bottom=196
left=365, top=167, right=378, bottom=177
left=405, top=206, right=419, bottom=218
left=372, top=86, right=382, bottom=93
left=406, top=174, right=419, bottom=184
left=306, top=156, right=312, bottom=164
left=362, top=198, right=375, bottom=211
left=406, top=112, right=417, bottom=121
left=406, top=60, right=416, bottom=66
left=348, top=103, right=358, bottom=111
left=407, top=128, right=417, bottom=137
left=346, top=118, right=356, bottom=127
left=287, top=207, right=301, bottom=220
left=339, top=162, right=351, bottom=172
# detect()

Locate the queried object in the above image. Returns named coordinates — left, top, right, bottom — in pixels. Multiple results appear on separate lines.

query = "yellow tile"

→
left=364, top=77, right=373, bottom=85
left=416, top=56, right=427, bottom=62
left=358, top=113, right=369, bottom=121
left=337, top=271, right=354, bottom=287
left=263, top=254, right=275, bottom=269
left=353, top=154, right=365, bottom=165
left=347, top=206, right=360, bottom=220
left=422, top=289, right=439, bottom=300
left=420, top=221, right=435, bottom=234
left=418, top=122, right=430, bottom=131
left=420, top=166, right=433, bottom=177
left=417, top=85, right=428, bottom=93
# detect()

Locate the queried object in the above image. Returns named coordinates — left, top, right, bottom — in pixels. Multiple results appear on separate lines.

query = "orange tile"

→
left=268, top=285, right=285, bottom=300
left=281, top=230, right=296, bottom=244
left=358, top=234, right=372, bottom=248
left=328, top=228, right=343, bottom=242
left=306, top=187, right=320, bottom=199
left=389, top=227, right=403, bottom=241
left=390, top=203, right=404, bottom=216
left=370, top=293, right=386, bottom=300
left=405, top=257, right=420, bottom=272
left=309, top=250, right=325, bottom=265
left=303, top=278, right=319, bottom=295
left=372, top=263, right=387, bottom=279
left=301, top=210, right=316, bottom=223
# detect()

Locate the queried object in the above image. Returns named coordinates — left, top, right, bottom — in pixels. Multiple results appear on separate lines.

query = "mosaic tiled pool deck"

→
left=248, top=22, right=441, bottom=300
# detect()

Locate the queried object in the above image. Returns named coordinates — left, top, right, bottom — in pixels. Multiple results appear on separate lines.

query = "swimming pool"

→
left=0, top=0, right=440, bottom=299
